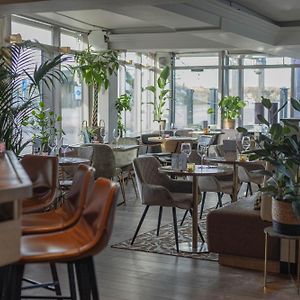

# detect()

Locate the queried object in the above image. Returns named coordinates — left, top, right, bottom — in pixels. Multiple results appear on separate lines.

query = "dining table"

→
left=158, top=164, right=232, bottom=253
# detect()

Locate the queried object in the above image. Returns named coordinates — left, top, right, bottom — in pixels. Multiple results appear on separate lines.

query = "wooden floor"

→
left=24, top=182, right=300, bottom=299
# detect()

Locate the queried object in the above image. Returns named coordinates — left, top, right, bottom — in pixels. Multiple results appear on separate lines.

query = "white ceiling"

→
left=3, top=0, right=300, bottom=57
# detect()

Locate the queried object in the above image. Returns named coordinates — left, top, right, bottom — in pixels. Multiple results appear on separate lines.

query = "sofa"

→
left=206, top=196, right=280, bottom=272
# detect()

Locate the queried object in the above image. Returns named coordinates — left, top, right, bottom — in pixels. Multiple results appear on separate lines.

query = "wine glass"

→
left=100, top=127, right=106, bottom=144
left=197, top=142, right=208, bottom=167
left=241, top=136, right=251, bottom=152
left=180, top=143, right=191, bottom=157
left=170, top=122, right=176, bottom=136
left=60, top=144, right=69, bottom=158
left=112, top=128, right=120, bottom=147
left=48, top=136, right=57, bottom=156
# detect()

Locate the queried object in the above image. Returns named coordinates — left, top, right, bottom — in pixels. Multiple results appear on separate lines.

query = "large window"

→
left=175, top=54, right=219, bottom=128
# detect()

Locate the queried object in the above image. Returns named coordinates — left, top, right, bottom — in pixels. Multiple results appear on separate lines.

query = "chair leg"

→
left=157, top=206, right=163, bottom=236
left=67, top=263, right=77, bottom=300
left=189, top=210, right=205, bottom=243
left=200, top=192, right=207, bottom=219
left=172, top=207, right=179, bottom=252
left=117, top=175, right=127, bottom=206
left=131, top=205, right=150, bottom=245
left=75, top=258, right=91, bottom=300
left=130, top=172, right=139, bottom=198
left=180, top=209, right=189, bottom=226
left=248, top=182, right=253, bottom=195
left=87, top=257, right=99, bottom=300
left=258, top=184, right=261, bottom=189
left=245, top=182, right=249, bottom=196
left=7, top=264, right=24, bottom=300
left=50, top=263, right=62, bottom=297
left=217, top=192, right=223, bottom=208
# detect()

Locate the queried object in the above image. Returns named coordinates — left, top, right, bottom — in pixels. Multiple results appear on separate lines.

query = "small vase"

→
left=272, top=198, right=300, bottom=236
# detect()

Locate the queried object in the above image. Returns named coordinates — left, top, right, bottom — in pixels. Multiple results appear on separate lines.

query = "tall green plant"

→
left=0, top=42, right=68, bottom=155
left=145, top=65, right=170, bottom=122
left=74, top=47, right=119, bottom=126
left=115, top=93, right=132, bottom=136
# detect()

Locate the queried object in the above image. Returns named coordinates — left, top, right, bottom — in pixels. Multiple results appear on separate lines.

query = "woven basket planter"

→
left=272, top=198, right=300, bottom=236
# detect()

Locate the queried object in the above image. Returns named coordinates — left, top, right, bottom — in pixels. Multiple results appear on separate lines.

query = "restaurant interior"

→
left=2, top=0, right=300, bottom=299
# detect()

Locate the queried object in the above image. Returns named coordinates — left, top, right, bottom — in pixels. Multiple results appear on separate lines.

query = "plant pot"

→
left=272, top=198, right=300, bottom=235
left=223, top=119, right=235, bottom=129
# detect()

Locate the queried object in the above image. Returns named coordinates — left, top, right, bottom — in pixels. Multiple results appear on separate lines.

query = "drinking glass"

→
left=180, top=143, right=191, bottom=157
left=100, top=127, right=106, bottom=144
left=241, top=136, right=251, bottom=152
left=112, top=128, right=120, bottom=147
left=60, top=144, right=69, bottom=158
left=48, top=136, right=57, bottom=155
left=197, top=142, right=208, bottom=167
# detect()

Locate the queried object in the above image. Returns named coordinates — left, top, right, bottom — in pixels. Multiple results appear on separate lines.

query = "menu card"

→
left=172, top=153, right=187, bottom=171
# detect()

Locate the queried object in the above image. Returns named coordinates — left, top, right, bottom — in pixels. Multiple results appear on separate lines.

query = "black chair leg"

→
left=248, top=182, right=253, bottom=195
left=8, top=264, right=24, bottom=300
left=200, top=192, right=207, bottom=219
left=189, top=210, right=205, bottom=243
left=87, top=257, right=99, bottom=300
left=157, top=206, right=163, bottom=236
left=180, top=209, right=189, bottom=226
left=75, top=258, right=91, bottom=300
left=172, top=207, right=179, bottom=252
left=67, top=263, right=77, bottom=300
left=258, top=184, right=261, bottom=189
left=131, top=205, right=150, bottom=245
left=50, top=263, right=62, bottom=297
left=217, top=192, right=223, bottom=208
left=245, top=182, right=249, bottom=196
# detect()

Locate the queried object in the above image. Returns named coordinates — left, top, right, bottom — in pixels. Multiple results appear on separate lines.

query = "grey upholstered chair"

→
left=132, top=156, right=204, bottom=252
left=187, top=150, right=234, bottom=219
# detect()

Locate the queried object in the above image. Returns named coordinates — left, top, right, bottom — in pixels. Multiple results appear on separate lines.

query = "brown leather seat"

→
left=21, top=155, right=59, bottom=214
left=5, top=178, right=119, bottom=299
left=22, top=164, right=94, bottom=235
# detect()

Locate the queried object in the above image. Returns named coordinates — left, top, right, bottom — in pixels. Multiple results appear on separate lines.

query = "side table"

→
left=264, top=226, right=300, bottom=294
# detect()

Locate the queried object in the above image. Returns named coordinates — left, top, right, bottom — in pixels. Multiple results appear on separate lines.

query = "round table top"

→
left=205, top=156, right=263, bottom=166
left=59, top=157, right=90, bottom=166
left=158, top=165, right=232, bottom=176
left=148, top=136, right=197, bottom=143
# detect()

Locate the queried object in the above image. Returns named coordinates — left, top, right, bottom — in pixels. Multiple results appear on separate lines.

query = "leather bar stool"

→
left=3, top=178, right=119, bottom=300
left=21, top=155, right=59, bottom=214
left=22, top=164, right=94, bottom=235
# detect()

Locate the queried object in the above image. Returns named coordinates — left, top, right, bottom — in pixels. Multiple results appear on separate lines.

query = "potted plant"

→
left=115, top=93, right=132, bottom=137
left=0, top=42, right=68, bottom=155
left=145, top=65, right=170, bottom=132
left=237, top=96, right=300, bottom=235
left=74, top=47, right=119, bottom=127
left=218, top=96, right=246, bottom=129
left=26, top=101, right=64, bottom=153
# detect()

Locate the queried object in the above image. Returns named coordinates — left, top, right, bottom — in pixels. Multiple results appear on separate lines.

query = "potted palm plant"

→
left=145, top=65, right=170, bottom=132
left=0, top=42, right=68, bottom=155
left=238, top=96, right=300, bottom=235
left=218, top=96, right=246, bottom=129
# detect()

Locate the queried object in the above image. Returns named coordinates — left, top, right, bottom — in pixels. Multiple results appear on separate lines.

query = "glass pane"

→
left=61, top=31, right=85, bottom=51
left=11, top=20, right=52, bottom=45
left=61, top=57, right=83, bottom=144
left=175, top=68, right=218, bottom=128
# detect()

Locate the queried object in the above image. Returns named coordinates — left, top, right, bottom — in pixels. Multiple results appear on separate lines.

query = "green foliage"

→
left=240, top=96, right=300, bottom=218
left=218, top=96, right=246, bottom=120
left=26, top=101, right=64, bottom=152
left=0, top=42, right=68, bottom=155
left=115, top=93, right=132, bottom=135
left=74, top=47, right=119, bottom=91
left=145, top=65, right=170, bottom=122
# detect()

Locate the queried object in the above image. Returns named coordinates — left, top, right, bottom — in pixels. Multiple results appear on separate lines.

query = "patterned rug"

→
left=111, top=208, right=218, bottom=261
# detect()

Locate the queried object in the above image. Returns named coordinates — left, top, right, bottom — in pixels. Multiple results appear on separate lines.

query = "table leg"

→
left=179, top=175, right=208, bottom=253
left=192, top=175, right=198, bottom=250
left=232, top=162, right=238, bottom=202
left=264, top=232, right=268, bottom=290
